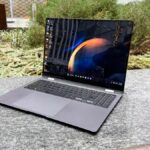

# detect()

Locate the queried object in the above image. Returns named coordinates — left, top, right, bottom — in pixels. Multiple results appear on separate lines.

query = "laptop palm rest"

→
left=12, top=91, right=70, bottom=117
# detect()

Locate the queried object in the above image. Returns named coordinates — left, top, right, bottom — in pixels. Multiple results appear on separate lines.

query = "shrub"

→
left=24, top=0, right=150, bottom=54
left=26, top=23, right=44, bottom=48
left=0, top=24, right=44, bottom=49
left=35, top=0, right=117, bottom=26
left=31, top=0, right=117, bottom=49
left=117, top=0, right=150, bottom=54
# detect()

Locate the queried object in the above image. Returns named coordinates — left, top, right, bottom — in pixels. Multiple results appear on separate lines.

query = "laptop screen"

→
left=43, top=18, right=133, bottom=91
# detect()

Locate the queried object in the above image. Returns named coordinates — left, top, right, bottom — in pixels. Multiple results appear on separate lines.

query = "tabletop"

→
left=0, top=69, right=150, bottom=150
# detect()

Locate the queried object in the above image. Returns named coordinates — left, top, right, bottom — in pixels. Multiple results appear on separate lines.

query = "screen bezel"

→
left=42, top=18, right=134, bottom=92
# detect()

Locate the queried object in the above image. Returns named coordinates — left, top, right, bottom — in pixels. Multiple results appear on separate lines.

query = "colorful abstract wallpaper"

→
left=44, top=19, right=133, bottom=91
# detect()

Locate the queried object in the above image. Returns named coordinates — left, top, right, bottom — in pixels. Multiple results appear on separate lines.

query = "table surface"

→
left=0, top=69, right=150, bottom=150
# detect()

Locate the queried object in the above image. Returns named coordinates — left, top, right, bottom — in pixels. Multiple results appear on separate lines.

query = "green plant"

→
left=0, top=46, right=43, bottom=77
left=35, top=0, right=117, bottom=26
left=128, top=53, right=150, bottom=69
left=117, top=0, right=150, bottom=54
left=33, top=0, right=150, bottom=54
left=26, top=23, right=44, bottom=48
left=30, top=0, right=150, bottom=53
left=0, top=29, right=28, bottom=48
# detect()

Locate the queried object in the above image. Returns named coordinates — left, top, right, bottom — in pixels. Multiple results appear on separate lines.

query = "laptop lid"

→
left=43, top=18, right=133, bottom=92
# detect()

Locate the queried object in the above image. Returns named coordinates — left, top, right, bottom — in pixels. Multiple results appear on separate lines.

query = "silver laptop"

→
left=0, top=18, right=133, bottom=133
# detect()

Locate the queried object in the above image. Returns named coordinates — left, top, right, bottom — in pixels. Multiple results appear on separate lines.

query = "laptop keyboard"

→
left=25, top=80, right=116, bottom=108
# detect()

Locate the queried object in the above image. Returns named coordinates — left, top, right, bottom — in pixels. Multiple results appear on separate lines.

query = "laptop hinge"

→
left=105, top=89, right=114, bottom=93
left=47, top=77, right=55, bottom=81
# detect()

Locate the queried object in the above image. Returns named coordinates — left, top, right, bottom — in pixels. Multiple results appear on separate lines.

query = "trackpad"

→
left=12, top=92, right=70, bottom=117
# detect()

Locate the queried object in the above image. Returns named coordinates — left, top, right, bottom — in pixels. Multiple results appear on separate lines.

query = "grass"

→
left=0, top=44, right=43, bottom=77
left=0, top=43, right=150, bottom=77
left=128, top=53, right=150, bottom=69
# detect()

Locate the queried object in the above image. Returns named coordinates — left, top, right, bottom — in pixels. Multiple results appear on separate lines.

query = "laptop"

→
left=0, top=18, right=133, bottom=133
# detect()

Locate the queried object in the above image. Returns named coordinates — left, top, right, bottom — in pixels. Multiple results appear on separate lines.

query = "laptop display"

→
left=43, top=18, right=133, bottom=91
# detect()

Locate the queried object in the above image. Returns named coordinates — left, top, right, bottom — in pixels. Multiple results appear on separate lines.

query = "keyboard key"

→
left=25, top=80, right=116, bottom=108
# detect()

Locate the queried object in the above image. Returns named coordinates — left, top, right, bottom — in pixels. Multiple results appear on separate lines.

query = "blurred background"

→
left=0, top=0, right=150, bottom=77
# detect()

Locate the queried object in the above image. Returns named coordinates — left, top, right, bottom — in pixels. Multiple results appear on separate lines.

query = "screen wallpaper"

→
left=43, top=18, right=133, bottom=91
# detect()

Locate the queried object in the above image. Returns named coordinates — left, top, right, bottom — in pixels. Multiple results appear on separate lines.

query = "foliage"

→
left=4, top=0, right=149, bottom=53
left=128, top=53, right=150, bottom=69
left=130, top=36, right=150, bottom=55
left=36, top=0, right=117, bottom=26
left=117, top=0, right=150, bottom=54
left=0, top=44, right=43, bottom=77
left=34, top=0, right=150, bottom=54
left=26, top=23, right=45, bottom=48
left=0, top=29, right=28, bottom=49
left=0, top=23, right=44, bottom=49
